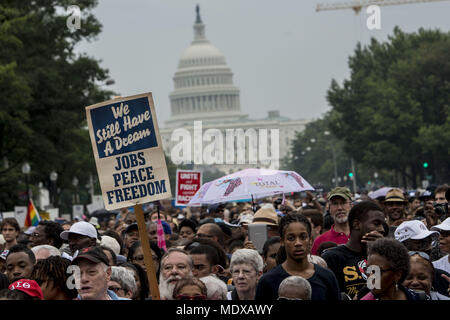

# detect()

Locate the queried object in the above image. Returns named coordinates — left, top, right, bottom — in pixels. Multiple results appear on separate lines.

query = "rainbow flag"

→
left=25, top=199, right=41, bottom=227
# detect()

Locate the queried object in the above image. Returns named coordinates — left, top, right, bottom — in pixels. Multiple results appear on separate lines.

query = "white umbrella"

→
left=188, top=168, right=314, bottom=206
left=368, top=187, right=394, bottom=199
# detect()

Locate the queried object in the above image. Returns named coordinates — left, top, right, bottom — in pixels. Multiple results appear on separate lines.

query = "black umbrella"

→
left=90, top=209, right=118, bottom=222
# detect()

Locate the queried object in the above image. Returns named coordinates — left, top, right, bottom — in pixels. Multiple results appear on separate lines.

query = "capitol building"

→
left=160, top=6, right=309, bottom=174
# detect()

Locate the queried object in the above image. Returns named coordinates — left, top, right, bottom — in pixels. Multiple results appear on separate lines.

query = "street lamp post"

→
left=324, top=131, right=338, bottom=187
left=72, top=176, right=79, bottom=204
left=22, top=162, right=31, bottom=205
left=49, top=170, right=58, bottom=208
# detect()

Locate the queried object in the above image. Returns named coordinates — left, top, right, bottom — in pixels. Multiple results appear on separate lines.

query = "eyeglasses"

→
left=108, top=286, right=122, bottom=293
left=408, top=251, right=430, bottom=260
left=278, top=296, right=303, bottom=301
left=175, top=294, right=206, bottom=301
left=133, top=255, right=159, bottom=262
left=363, top=266, right=394, bottom=276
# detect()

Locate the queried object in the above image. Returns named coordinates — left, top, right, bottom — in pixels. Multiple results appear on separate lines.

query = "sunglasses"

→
left=408, top=251, right=430, bottom=260
left=175, top=294, right=206, bottom=301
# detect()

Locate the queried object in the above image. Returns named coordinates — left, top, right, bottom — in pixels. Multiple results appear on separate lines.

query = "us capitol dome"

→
left=159, top=5, right=309, bottom=173
left=165, top=5, right=247, bottom=127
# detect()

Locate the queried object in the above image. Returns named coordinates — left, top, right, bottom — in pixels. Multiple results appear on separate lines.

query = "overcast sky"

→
left=76, top=0, right=450, bottom=126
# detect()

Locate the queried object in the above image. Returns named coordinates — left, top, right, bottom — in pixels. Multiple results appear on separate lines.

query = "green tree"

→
left=0, top=1, right=115, bottom=212
left=284, top=115, right=351, bottom=190
left=327, top=27, right=450, bottom=188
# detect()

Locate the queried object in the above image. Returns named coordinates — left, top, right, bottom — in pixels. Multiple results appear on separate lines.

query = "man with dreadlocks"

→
left=255, top=212, right=340, bottom=300
left=30, top=256, right=78, bottom=300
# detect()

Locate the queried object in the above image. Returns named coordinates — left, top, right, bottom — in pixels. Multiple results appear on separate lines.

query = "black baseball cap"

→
left=125, top=223, right=138, bottom=234
left=71, top=246, right=110, bottom=266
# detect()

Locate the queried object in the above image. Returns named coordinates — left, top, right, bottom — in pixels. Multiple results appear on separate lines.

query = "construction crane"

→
left=316, top=0, right=450, bottom=14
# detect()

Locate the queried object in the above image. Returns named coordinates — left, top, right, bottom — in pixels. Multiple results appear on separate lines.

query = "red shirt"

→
left=311, top=225, right=350, bottom=255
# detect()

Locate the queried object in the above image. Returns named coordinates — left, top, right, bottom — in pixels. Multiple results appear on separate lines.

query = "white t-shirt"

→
left=432, top=254, right=450, bottom=274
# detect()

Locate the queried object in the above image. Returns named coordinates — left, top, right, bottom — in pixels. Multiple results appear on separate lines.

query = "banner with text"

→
left=86, top=92, right=171, bottom=210
left=175, top=170, right=202, bottom=206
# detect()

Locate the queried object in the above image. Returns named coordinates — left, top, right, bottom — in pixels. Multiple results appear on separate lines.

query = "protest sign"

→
left=175, top=170, right=202, bottom=206
left=14, top=206, right=27, bottom=227
left=72, top=205, right=84, bottom=217
left=86, top=92, right=171, bottom=210
left=1, top=212, right=15, bottom=220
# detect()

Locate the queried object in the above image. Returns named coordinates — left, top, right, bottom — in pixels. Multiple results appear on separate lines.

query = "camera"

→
left=433, top=202, right=448, bottom=217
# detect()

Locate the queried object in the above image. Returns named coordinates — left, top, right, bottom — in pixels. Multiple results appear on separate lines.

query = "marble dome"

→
left=166, top=5, right=247, bottom=128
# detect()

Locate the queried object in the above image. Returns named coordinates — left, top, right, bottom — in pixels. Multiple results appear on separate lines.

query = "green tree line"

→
left=286, top=27, right=449, bottom=190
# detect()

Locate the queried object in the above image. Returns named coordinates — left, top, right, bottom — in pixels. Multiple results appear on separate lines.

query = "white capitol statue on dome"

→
left=160, top=5, right=310, bottom=173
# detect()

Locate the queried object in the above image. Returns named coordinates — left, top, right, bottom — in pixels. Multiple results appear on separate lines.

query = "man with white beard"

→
left=311, top=187, right=353, bottom=255
left=159, top=248, right=193, bottom=300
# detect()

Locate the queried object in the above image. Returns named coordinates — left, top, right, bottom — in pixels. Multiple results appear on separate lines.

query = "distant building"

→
left=160, top=6, right=309, bottom=174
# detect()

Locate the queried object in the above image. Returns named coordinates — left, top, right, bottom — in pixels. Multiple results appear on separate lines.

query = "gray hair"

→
left=200, top=275, right=227, bottom=300
left=229, top=249, right=263, bottom=273
left=278, top=276, right=312, bottom=300
left=161, top=247, right=193, bottom=270
left=110, top=266, right=137, bottom=295
left=31, top=245, right=61, bottom=258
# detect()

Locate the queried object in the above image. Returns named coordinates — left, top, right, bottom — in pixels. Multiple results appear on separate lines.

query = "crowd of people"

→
left=0, top=183, right=449, bottom=301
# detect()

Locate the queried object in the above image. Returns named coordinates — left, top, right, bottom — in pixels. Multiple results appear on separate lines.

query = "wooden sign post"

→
left=134, top=203, right=160, bottom=300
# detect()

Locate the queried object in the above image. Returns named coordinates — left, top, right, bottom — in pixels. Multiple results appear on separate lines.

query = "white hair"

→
left=230, top=249, right=263, bottom=273
left=110, top=266, right=137, bottom=296
left=31, top=245, right=61, bottom=258
left=200, top=275, right=227, bottom=300
left=278, top=276, right=312, bottom=300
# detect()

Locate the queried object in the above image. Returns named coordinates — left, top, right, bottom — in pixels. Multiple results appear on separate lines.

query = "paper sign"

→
left=61, top=214, right=71, bottom=222
left=86, top=92, right=171, bottom=210
left=1, top=212, right=15, bottom=220
left=47, top=208, right=59, bottom=221
left=176, top=170, right=202, bottom=206
left=14, top=206, right=27, bottom=227
left=72, top=205, right=84, bottom=217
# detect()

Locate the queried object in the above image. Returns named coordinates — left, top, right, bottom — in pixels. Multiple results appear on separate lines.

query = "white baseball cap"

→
left=99, top=235, right=121, bottom=256
left=431, top=217, right=450, bottom=232
left=60, top=221, right=97, bottom=240
left=24, top=226, right=36, bottom=235
left=394, top=220, right=439, bottom=242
